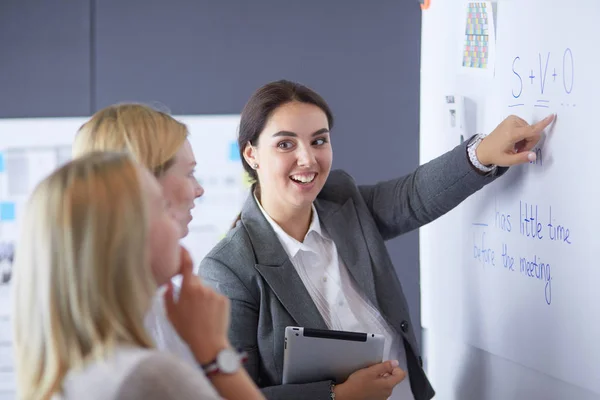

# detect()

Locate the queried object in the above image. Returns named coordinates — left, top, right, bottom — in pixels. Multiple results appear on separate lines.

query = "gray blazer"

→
left=199, top=141, right=506, bottom=400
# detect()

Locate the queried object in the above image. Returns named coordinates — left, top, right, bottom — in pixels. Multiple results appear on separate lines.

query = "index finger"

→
left=179, top=246, right=194, bottom=281
left=530, top=114, right=555, bottom=135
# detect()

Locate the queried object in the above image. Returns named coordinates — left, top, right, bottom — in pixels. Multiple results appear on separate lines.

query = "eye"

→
left=188, top=169, right=196, bottom=178
left=277, top=141, right=294, bottom=150
left=313, top=137, right=329, bottom=146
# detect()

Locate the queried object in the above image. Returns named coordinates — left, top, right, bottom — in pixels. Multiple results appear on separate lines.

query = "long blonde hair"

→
left=12, top=152, right=156, bottom=400
left=72, top=103, right=188, bottom=176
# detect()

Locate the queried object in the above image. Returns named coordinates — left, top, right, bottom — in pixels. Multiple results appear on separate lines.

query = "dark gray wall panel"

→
left=0, top=1, right=91, bottom=117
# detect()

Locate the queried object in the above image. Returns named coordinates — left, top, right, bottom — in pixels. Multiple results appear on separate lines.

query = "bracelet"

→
left=330, top=382, right=336, bottom=399
left=467, top=134, right=496, bottom=173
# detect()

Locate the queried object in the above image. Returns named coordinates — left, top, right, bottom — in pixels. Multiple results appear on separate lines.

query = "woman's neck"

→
left=259, top=194, right=312, bottom=242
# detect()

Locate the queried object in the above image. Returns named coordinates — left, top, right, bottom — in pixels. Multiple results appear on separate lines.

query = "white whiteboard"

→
left=420, top=0, right=600, bottom=398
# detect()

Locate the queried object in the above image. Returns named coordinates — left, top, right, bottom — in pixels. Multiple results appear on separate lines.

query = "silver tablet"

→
left=282, top=326, right=385, bottom=385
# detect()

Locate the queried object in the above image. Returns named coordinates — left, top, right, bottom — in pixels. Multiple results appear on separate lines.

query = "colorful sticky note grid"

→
left=463, top=2, right=490, bottom=69
left=0, top=202, right=15, bottom=221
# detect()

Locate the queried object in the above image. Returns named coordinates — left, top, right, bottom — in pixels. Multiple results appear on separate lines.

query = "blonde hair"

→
left=12, top=152, right=156, bottom=400
left=72, top=103, right=188, bottom=176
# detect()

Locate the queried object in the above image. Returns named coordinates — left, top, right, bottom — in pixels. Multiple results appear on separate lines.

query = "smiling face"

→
left=244, top=101, right=333, bottom=215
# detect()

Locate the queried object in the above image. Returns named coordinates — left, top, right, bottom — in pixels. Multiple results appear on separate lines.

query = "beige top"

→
left=54, top=346, right=222, bottom=400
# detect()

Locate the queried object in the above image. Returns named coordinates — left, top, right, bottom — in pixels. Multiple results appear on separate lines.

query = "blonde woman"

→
left=73, top=104, right=206, bottom=362
left=73, top=103, right=203, bottom=241
left=71, top=104, right=263, bottom=397
left=12, top=152, right=264, bottom=400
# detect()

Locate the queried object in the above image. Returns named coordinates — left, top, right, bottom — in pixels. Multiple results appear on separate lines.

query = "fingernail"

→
left=390, top=360, right=399, bottom=368
left=527, top=152, right=536, bottom=162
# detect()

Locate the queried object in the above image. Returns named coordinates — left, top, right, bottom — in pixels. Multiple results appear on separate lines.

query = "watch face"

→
left=218, top=348, right=240, bottom=374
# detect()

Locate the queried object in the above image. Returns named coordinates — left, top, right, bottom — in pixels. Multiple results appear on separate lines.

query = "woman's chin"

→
left=178, top=223, right=190, bottom=238
left=287, top=194, right=318, bottom=210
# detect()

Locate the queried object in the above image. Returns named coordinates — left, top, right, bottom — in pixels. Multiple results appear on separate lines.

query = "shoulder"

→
left=200, top=225, right=256, bottom=274
left=125, top=350, right=198, bottom=378
left=116, top=351, right=220, bottom=399
left=318, top=169, right=362, bottom=203
left=198, top=225, right=262, bottom=300
left=60, top=347, right=159, bottom=399
left=206, top=222, right=254, bottom=261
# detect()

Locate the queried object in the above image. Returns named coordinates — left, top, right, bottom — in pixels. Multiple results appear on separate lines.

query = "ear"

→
left=243, top=142, right=258, bottom=167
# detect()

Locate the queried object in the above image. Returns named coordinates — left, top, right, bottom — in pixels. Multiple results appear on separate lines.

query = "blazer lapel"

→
left=254, top=260, right=328, bottom=330
left=241, top=195, right=328, bottom=330
left=316, top=198, right=378, bottom=309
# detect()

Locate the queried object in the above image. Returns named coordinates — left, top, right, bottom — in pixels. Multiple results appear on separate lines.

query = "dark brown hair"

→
left=231, top=80, right=334, bottom=228
left=237, top=79, right=334, bottom=183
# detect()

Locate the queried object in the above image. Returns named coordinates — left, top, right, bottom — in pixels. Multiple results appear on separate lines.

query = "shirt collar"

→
left=254, top=192, right=323, bottom=259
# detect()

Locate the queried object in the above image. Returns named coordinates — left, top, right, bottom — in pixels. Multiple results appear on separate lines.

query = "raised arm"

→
left=359, top=114, right=555, bottom=240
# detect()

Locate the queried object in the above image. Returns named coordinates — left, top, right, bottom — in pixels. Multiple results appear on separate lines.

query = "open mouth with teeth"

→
left=290, top=173, right=317, bottom=184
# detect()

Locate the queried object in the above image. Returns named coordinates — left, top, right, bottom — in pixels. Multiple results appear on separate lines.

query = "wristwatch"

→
left=201, top=348, right=248, bottom=377
left=467, top=134, right=497, bottom=174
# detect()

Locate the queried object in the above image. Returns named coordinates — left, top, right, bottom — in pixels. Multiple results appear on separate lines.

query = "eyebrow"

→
left=272, top=128, right=329, bottom=138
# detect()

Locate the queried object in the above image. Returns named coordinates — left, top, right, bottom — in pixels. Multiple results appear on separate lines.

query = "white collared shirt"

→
left=256, top=198, right=415, bottom=400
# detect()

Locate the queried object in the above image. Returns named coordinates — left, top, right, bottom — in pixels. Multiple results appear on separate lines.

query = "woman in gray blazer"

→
left=198, top=80, right=555, bottom=400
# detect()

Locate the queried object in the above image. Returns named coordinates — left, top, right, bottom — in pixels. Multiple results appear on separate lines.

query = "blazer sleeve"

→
left=358, top=139, right=507, bottom=240
left=199, top=256, right=261, bottom=378
left=199, top=256, right=335, bottom=400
